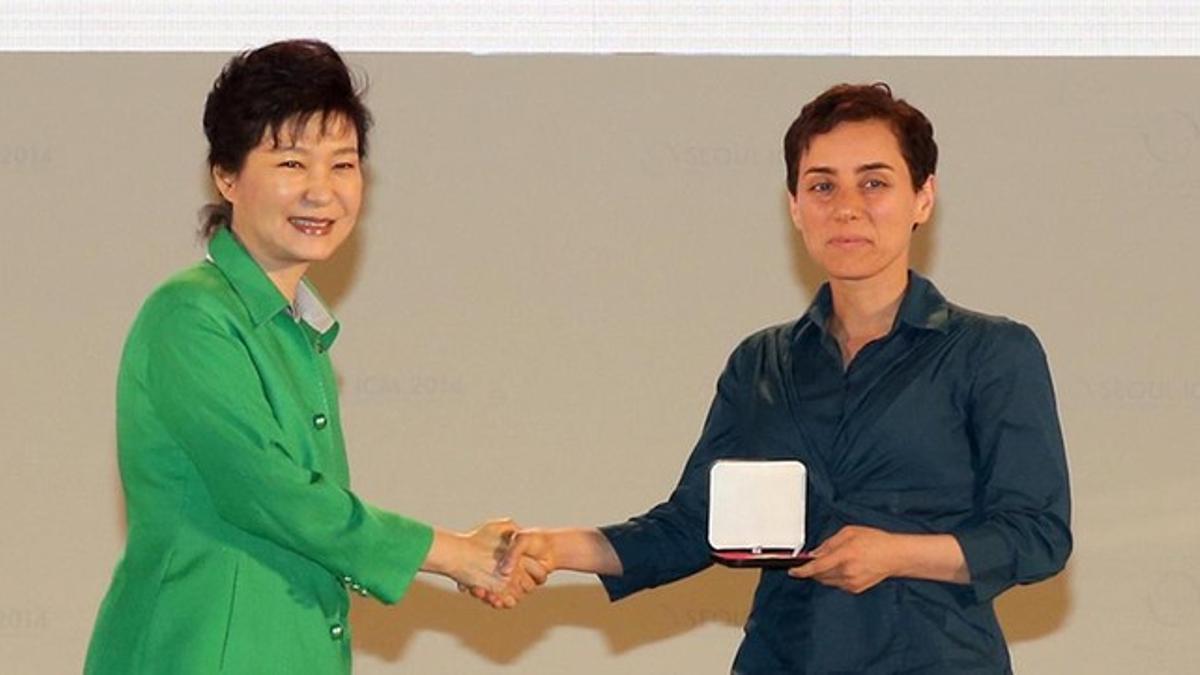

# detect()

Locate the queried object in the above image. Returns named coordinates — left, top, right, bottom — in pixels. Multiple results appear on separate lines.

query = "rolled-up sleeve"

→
left=953, top=322, right=1072, bottom=603
left=145, top=302, right=433, bottom=604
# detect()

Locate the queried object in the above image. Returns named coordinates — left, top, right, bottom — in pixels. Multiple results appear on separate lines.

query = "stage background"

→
left=2, top=54, right=1198, bottom=673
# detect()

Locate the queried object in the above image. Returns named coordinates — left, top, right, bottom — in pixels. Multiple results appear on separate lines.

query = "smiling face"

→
left=789, top=118, right=935, bottom=285
left=213, top=113, right=363, bottom=291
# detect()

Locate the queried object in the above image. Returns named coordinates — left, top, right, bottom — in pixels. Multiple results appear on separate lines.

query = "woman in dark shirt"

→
left=496, top=83, right=1071, bottom=674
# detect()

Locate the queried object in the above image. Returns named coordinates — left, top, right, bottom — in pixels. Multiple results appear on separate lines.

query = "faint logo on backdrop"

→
left=642, top=138, right=774, bottom=173
left=1141, top=109, right=1200, bottom=196
left=661, top=603, right=746, bottom=631
left=1067, top=375, right=1200, bottom=409
left=339, top=371, right=468, bottom=404
left=0, top=144, right=53, bottom=171
left=0, top=606, right=48, bottom=635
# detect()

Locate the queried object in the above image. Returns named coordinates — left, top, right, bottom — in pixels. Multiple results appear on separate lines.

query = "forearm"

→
left=890, top=533, right=969, bottom=584
left=193, top=456, right=433, bottom=602
left=421, top=528, right=466, bottom=577
left=547, top=528, right=623, bottom=576
left=959, top=322, right=1072, bottom=600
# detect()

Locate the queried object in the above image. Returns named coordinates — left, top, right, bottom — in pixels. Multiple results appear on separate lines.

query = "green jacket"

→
left=86, top=229, right=433, bottom=674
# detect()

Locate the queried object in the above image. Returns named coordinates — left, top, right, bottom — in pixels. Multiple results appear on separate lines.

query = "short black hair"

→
left=783, top=82, right=937, bottom=195
left=200, top=39, right=372, bottom=238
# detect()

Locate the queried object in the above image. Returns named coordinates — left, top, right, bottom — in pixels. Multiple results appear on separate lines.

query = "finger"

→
left=503, top=569, right=530, bottom=595
left=515, top=570, right=536, bottom=594
left=788, top=563, right=815, bottom=578
left=789, top=552, right=840, bottom=578
left=522, top=557, right=549, bottom=585
left=484, top=591, right=507, bottom=607
left=496, top=589, right=521, bottom=607
left=803, top=562, right=849, bottom=588
left=788, top=564, right=812, bottom=578
left=812, top=575, right=849, bottom=591
left=788, top=555, right=829, bottom=578
left=494, top=592, right=518, bottom=609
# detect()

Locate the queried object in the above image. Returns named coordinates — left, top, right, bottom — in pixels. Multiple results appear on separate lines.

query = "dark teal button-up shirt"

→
left=599, top=272, right=1071, bottom=674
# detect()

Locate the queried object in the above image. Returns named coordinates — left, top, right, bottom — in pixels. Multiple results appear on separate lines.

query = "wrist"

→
left=543, top=531, right=566, bottom=572
left=888, top=533, right=969, bottom=584
left=888, top=533, right=919, bottom=578
left=423, top=528, right=466, bottom=578
left=554, top=527, right=621, bottom=575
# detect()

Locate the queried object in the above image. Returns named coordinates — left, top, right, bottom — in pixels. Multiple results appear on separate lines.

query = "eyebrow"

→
left=270, top=145, right=359, bottom=156
left=802, top=161, right=896, bottom=177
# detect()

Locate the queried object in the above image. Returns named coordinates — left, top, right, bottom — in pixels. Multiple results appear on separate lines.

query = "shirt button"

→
left=330, top=623, right=344, bottom=640
left=313, top=413, right=328, bottom=430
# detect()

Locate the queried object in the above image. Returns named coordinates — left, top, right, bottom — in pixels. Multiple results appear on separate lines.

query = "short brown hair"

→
left=783, top=82, right=937, bottom=195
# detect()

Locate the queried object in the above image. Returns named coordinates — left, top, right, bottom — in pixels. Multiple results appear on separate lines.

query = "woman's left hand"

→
left=787, top=525, right=900, bottom=594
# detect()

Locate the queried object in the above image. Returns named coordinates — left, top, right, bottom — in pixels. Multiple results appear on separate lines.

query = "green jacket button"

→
left=330, top=623, right=344, bottom=640
left=313, top=413, right=328, bottom=430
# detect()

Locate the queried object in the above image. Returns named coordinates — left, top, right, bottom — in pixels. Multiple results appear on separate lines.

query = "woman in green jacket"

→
left=85, top=40, right=538, bottom=674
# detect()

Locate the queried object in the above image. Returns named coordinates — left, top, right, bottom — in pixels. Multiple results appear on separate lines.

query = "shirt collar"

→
left=206, top=228, right=341, bottom=345
left=801, top=270, right=950, bottom=341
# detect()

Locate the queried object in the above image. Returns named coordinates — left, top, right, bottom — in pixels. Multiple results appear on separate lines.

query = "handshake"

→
left=424, top=519, right=557, bottom=609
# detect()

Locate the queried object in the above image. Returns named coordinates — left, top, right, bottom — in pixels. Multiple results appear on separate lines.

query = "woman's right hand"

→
left=499, top=527, right=622, bottom=578
left=424, top=518, right=547, bottom=608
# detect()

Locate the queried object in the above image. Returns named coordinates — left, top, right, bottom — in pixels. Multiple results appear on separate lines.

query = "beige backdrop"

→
left=3, top=54, right=1199, bottom=674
